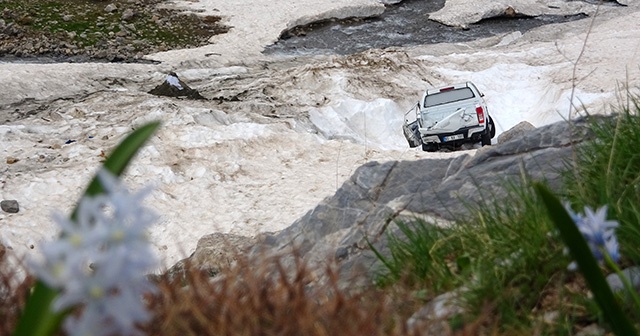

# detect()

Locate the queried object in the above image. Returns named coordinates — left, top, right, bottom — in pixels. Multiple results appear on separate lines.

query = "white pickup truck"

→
left=403, top=81, right=496, bottom=152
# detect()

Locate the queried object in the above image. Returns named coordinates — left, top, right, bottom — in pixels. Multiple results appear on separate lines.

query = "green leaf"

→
left=13, top=121, right=160, bottom=336
left=534, top=183, right=637, bottom=336
left=12, top=282, right=62, bottom=336
left=77, top=121, right=161, bottom=203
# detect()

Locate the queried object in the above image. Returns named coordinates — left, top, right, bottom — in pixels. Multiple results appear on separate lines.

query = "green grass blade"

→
left=79, top=121, right=161, bottom=199
left=13, top=121, right=160, bottom=336
left=12, top=281, right=61, bottom=336
left=534, top=183, right=637, bottom=336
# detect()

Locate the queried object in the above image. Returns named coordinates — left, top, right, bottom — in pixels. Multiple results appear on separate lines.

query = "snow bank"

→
left=430, top=0, right=598, bottom=27
left=309, top=98, right=407, bottom=150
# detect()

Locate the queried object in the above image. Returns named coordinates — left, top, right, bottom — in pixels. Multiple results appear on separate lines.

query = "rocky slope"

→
left=0, top=0, right=228, bottom=62
left=176, top=117, right=596, bottom=289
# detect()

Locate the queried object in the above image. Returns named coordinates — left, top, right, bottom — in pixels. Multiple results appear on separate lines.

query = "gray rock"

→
left=407, top=290, right=465, bottom=334
left=543, top=311, right=559, bottom=324
left=0, top=243, right=6, bottom=263
left=191, top=233, right=255, bottom=270
left=606, top=266, right=640, bottom=292
left=104, top=4, right=117, bottom=13
left=122, top=8, right=135, bottom=21
left=1, top=200, right=19, bottom=213
left=164, top=233, right=255, bottom=282
left=148, top=72, right=206, bottom=100
left=498, top=121, right=535, bottom=144
left=575, top=324, right=605, bottom=336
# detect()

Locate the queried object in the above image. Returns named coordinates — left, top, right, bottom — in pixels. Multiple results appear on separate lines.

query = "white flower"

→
left=563, top=203, right=620, bottom=270
left=581, top=206, right=619, bottom=246
left=32, top=170, right=159, bottom=336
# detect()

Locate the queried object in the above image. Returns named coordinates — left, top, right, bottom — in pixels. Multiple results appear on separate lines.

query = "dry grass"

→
left=0, top=244, right=495, bottom=336
left=144, top=252, right=415, bottom=336
left=0, top=257, right=36, bottom=335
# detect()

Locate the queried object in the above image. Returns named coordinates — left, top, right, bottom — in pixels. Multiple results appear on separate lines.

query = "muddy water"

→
left=264, top=0, right=588, bottom=56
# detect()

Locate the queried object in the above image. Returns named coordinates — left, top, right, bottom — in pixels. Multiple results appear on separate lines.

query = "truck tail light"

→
left=476, top=106, right=485, bottom=124
left=440, top=86, right=454, bottom=92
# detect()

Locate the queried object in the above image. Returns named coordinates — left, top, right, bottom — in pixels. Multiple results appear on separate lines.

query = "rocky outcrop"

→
left=174, top=118, right=596, bottom=290
left=248, top=118, right=594, bottom=288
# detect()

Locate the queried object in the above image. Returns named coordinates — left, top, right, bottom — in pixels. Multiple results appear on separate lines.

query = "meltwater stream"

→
left=264, top=0, right=588, bottom=56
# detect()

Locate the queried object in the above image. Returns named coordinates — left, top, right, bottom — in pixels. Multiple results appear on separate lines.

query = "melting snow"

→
left=1, top=0, right=640, bottom=270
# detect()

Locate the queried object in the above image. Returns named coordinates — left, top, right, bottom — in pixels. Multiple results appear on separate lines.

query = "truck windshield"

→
left=424, top=87, right=475, bottom=107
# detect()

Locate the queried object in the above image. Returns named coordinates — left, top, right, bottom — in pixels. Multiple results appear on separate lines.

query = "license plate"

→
left=444, top=134, right=464, bottom=142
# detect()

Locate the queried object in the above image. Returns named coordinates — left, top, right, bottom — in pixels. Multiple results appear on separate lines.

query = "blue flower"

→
left=563, top=203, right=620, bottom=270
left=32, top=170, right=158, bottom=336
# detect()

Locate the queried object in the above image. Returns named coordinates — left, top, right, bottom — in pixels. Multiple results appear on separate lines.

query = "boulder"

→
left=1, top=200, right=19, bottom=213
left=407, top=290, right=466, bottom=335
left=163, top=232, right=255, bottom=282
left=148, top=72, right=206, bottom=100
left=606, top=266, right=640, bottom=292
left=121, top=8, right=135, bottom=21
left=498, top=121, right=535, bottom=144
left=104, top=4, right=118, bottom=13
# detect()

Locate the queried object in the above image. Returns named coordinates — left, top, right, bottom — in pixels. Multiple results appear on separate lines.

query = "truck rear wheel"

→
left=481, top=130, right=492, bottom=146
left=489, top=116, right=496, bottom=138
left=481, top=117, right=495, bottom=146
